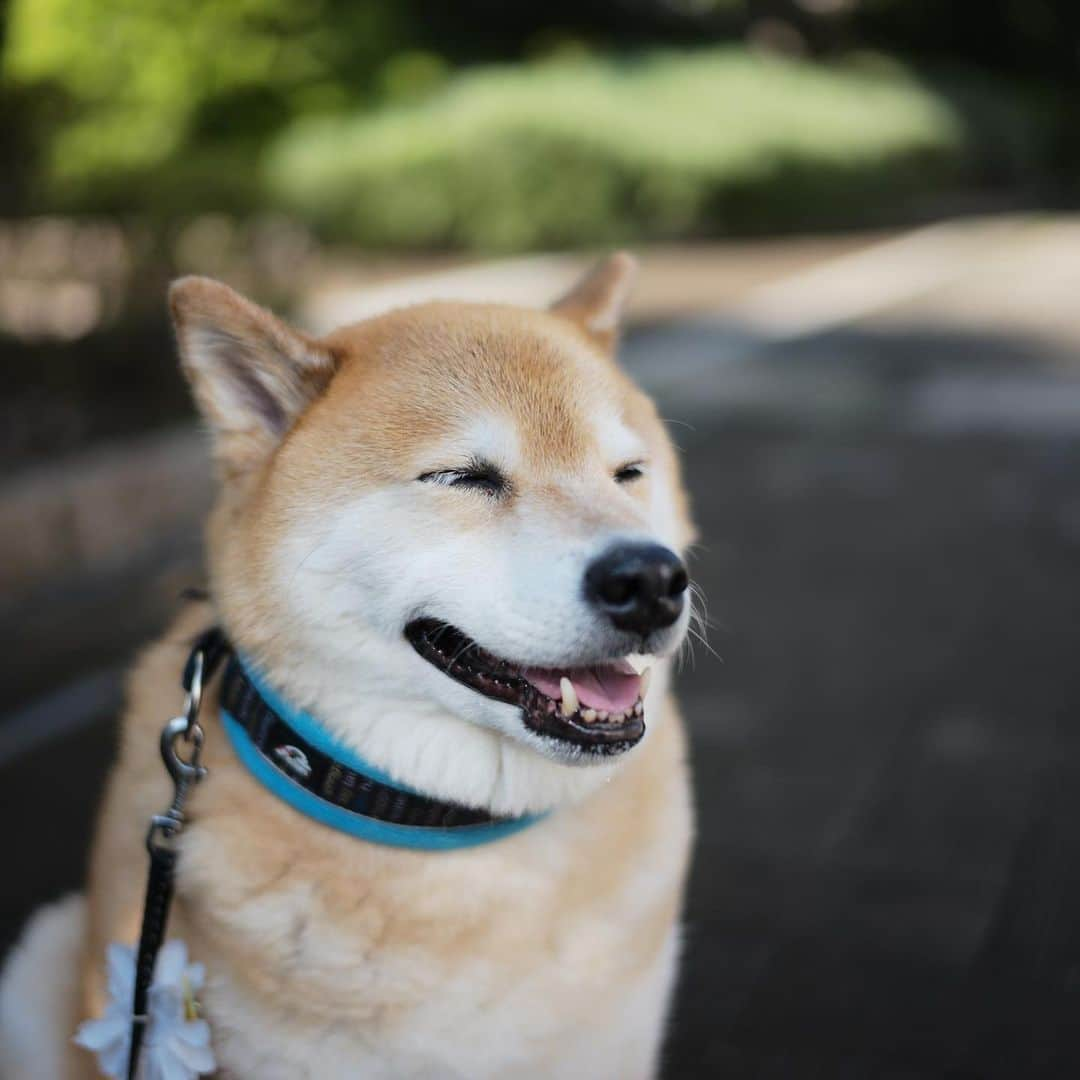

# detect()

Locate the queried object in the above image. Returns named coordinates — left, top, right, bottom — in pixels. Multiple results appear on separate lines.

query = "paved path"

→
left=4, top=217, right=1080, bottom=1077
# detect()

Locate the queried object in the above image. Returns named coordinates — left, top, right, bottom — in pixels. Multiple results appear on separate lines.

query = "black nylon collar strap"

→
left=219, top=653, right=523, bottom=833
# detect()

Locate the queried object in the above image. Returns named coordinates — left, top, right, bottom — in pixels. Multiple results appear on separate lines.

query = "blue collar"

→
left=218, top=652, right=541, bottom=851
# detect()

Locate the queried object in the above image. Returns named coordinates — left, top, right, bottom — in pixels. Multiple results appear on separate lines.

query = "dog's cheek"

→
left=268, top=490, right=501, bottom=641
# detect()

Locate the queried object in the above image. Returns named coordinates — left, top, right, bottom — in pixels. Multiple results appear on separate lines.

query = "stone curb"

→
left=0, top=426, right=211, bottom=601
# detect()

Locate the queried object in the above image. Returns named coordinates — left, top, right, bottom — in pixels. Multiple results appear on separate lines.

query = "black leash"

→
left=127, top=628, right=228, bottom=1080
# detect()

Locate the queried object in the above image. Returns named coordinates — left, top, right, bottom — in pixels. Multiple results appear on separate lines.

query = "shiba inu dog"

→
left=0, top=254, right=696, bottom=1079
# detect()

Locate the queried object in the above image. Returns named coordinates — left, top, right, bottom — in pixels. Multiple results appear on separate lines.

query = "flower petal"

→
left=169, top=1032, right=217, bottom=1073
left=105, top=943, right=136, bottom=1002
left=148, top=982, right=185, bottom=1023
left=98, top=1037, right=131, bottom=1079
left=154, top=940, right=188, bottom=988
left=146, top=1051, right=187, bottom=1080
left=173, top=1018, right=212, bottom=1048
left=73, top=1015, right=125, bottom=1053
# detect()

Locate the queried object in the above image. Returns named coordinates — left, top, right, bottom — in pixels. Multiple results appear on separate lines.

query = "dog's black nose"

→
left=585, top=543, right=689, bottom=636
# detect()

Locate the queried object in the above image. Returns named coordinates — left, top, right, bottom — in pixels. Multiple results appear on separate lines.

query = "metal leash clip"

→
left=147, top=649, right=209, bottom=854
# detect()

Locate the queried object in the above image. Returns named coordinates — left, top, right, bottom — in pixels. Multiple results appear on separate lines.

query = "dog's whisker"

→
left=687, top=625, right=720, bottom=662
left=288, top=535, right=335, bottom=592
left=661, top=416, right=697, bottom=432
left=446, top=639, right=479, bottom=670
left=674, top=631, right=696, bottom=673
left=687, top=583, right=719, bottom=640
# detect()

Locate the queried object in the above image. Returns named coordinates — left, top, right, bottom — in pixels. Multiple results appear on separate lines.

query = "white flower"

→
left=74, top=940, right=216, bottom=1080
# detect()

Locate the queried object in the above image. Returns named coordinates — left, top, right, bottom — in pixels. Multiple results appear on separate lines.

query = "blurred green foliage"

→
left=0, top=0, right=1068, bottom=249
left=264, top=50, right=1003, bottom=251
left=2, top=0, right=412, bottom=212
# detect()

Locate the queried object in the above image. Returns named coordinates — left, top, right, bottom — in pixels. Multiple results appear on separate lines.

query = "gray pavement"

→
left=4, top=219, right=1080, bottom=1077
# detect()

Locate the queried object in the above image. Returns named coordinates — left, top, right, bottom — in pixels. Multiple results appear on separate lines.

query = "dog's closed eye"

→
left=613, top=461, right=646, bottom=484
left=418, top=459, right=510, bottom=497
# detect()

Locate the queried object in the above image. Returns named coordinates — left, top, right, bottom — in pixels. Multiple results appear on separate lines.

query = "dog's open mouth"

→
left=404, top=618, right=646, bottom=753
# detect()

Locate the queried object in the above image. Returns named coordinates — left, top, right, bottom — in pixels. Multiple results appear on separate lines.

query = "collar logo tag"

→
left=273, top=744, right=312, bottom=780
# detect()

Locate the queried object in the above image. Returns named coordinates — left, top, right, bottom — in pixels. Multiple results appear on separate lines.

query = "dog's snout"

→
left=584, top=543, right=688, bottom=636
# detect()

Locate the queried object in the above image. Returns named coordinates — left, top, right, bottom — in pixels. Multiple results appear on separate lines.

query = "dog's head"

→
left=171, top=256, right=695, bottom=810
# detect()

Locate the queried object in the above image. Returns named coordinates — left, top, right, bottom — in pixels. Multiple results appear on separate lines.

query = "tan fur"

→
left=9, top=255, right=695, bottom=1078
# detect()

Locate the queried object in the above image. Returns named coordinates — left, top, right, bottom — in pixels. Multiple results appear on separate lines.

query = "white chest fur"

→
left=202, top=924, right=681, bottom=1080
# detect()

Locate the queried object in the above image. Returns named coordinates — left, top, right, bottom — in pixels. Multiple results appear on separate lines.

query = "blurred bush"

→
left=264, top=49, right=1026, bottom=251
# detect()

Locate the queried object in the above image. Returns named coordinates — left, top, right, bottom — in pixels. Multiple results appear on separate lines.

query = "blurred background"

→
left=3, top=1, right=1080, bottom=1076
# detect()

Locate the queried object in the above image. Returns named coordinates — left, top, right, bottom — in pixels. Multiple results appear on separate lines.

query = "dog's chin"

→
left=404, top=618, right=653, bottom=760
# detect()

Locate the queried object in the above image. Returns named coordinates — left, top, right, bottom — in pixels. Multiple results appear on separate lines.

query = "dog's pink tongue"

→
left=523, top=660, right=641, bottom=712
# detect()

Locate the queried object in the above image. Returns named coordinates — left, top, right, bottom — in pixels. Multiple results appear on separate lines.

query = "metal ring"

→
left=182, top=651, right=205, bottom=734
left=146, top=814, right=181, bottom=854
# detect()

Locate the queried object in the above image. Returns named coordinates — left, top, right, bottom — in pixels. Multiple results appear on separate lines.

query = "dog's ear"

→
left=550, top=252, right=637, bottom=352
left=169, top=277, right=338, bottom=474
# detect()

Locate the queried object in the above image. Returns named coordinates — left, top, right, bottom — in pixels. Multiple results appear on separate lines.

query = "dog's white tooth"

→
left=582, top=708, right=597, bottom=723
left=634, top=701, right=644, bottom=716
left=560, top=677, right=579, bottom=717
left=597, top=710, right=609, bottom=722
left=640, top=667, right=652, bottom=699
